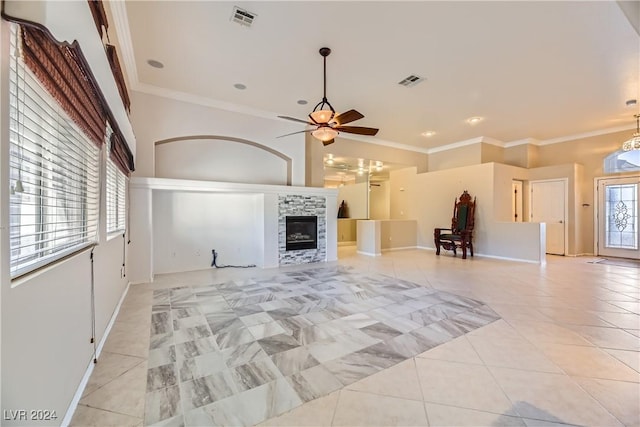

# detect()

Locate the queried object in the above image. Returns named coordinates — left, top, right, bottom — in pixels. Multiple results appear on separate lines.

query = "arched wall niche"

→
left=154, top=135, right=292, bottom=185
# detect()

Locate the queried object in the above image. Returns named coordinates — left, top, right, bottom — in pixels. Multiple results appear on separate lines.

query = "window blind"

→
left=106, top=159, right=126, bottom=233
left=9, top=25, right=100, bottom=278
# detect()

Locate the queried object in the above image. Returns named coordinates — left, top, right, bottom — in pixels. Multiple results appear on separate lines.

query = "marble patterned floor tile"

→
left=174, top=337, right=219, bottom=360
left=149, top=332, right=173, bottom=351
left=323, top=353, right=385, bottom=386
left=178, top=351, right=226, bottom=382
left=359, top=321, right=404, bottom=341
left=180, top=370, right=243, bottom=411
left=286, top=364, right=343, bottom=402
left=239, top=311, right=275, bottom=327
left=270, top=346, right=320, bottom=376
left=257, top=390, right=340, bottom=426
left=289, top=324, right=333, bottom=345
left=143, top=266, right=506, bottom=427
left=172, top=314, right=207, bottom=331
left=214, top=325, right=254, bottom=350
left=248, top=321, right=288, bottom=340
left=184, top=378, right=302, bottom=427
left=144, top=385, right=181, bottom=425
left=258, top=333, right=302, bottom=355
left=172, top=325, right=212, bottom=345
left=222, top=340, right=269, bottom=368
left=146, top=363, right=178, bottom=392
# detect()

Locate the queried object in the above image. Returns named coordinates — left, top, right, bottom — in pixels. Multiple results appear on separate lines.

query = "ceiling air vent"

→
left=231, top=6, right=257, bottom=27
left=398, top=75, right=424, bottom=87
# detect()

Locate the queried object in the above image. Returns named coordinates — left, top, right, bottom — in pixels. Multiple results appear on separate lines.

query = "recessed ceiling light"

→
left=147, top=59, right=164, bottom=69
left=234, top=83, right=247, bottom=90
left=297, top=100, right=308, bottom=105
left=467, top=116, right=483, bottom=125
left=421, top=131, right=436, bottom=137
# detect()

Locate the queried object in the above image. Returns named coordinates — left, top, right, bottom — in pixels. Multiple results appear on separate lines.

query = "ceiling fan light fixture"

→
left=312, top=126, right=338, bottom=142
left=622, top=114, right=640, bottom=151
left=310, top=109, right=334, bottom=124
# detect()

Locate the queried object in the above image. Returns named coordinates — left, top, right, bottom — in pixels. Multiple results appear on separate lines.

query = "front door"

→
left=596, top=176, right=640, bottom=259
left=531, top=180, right=566, bottom=255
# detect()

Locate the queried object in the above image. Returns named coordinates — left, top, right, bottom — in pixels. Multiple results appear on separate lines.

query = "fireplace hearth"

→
left=286, top=216, right=318, bottom=251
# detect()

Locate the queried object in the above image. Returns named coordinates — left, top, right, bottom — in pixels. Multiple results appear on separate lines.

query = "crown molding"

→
left=536, top=124, right=635, bottom=146
left=425, top=136, right=510, bottom=154
left=108, top=1, right=138, bottom=88
left=503, top=137, right=541, bottom=148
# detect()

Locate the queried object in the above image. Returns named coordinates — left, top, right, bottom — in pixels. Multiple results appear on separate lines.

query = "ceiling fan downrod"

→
left=310, top=47, right=335, bottom=124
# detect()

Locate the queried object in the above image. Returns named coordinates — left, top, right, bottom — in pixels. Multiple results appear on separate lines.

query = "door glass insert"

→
left=605, top=184, right=638, bottom=249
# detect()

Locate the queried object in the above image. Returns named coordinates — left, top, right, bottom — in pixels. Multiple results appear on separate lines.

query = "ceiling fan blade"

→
left=278, top=115, right=315, bottom=126
left=322, top=139, right=335, bottom=146
left=333, top=109, right=364, bottom=125
left=335, top=125, right=379, bottom=136
left=277, top=129, right=314, bottom=138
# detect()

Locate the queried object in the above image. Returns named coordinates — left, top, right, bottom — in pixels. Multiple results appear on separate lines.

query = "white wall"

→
left=130, top=91, right=306, bottom=185
left=155, top=138, right=289, bottom=185
left=153, top=191, right=261, bottom=274
left=389, top=163, right=546, bottom=262
left=337, top=182, right=368, bottom=219
left=1, top=238, right=128, bottom=426
left=369, top=181, right=390, bottom=220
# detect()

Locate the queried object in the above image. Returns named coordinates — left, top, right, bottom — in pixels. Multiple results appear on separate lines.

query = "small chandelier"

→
left=622, top=114, right=640, bottom=151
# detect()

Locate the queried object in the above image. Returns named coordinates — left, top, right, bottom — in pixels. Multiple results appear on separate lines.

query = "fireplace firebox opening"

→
left=286, top=216, right=318, bottom=251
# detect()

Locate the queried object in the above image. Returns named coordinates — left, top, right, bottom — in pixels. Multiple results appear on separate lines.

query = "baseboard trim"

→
left=338, top=241, right=357, bottom=247
left=416, top=246, right=542, bottom=264
left=61, top=281, right=131, bottom=427
left=381, top=246, right=417, bottom=252
left=357, top=250, right=382, bottom=257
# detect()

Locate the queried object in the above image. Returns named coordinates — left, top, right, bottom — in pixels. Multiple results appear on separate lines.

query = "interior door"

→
left=531, top=180, right=566, bottom=255
left=597, top=176, right=640, bottom=259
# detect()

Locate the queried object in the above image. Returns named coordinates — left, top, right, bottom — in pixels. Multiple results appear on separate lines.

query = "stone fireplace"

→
left=279, top=195, right=327, bottom=265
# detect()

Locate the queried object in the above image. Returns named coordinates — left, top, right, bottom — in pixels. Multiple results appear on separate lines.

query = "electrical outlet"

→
left=195, top=249, right=201, bottom=256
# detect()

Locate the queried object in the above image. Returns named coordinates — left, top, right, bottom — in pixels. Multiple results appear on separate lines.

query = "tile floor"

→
left=71, top=247, right=640, bottom=426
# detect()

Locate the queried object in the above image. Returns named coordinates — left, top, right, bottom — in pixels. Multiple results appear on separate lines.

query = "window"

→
left=604, top=183, right=638, bottom=250
left=106, top=159, right=126, bottom=234
left=604, top=149, right=640, bottom=174
left=8, top=26, right=100, bottom=278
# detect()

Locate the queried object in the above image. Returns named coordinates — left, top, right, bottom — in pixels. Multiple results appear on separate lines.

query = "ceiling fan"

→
left=278, top=47, right=379, bottom=146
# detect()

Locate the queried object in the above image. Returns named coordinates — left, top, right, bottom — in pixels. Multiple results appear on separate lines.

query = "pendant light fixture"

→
left=622, top=114, right=640, bottom=151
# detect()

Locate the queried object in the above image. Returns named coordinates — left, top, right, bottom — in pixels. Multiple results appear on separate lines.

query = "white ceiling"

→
left=115, top=1, right=640, bottom=151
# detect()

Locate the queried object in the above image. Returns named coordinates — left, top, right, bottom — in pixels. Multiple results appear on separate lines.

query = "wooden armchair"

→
left=434, top=191, right=476, bottom=259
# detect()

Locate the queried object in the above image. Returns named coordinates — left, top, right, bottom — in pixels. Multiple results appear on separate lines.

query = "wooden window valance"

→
left=110, top=124, right=135, bottom=176
left=106, top=44, right=131, bottom=112
left=3, top=17, right=136, bottom=173
left=20, top=24, right=107, bottom=147
left=87, top=0, right=109, bottom=39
